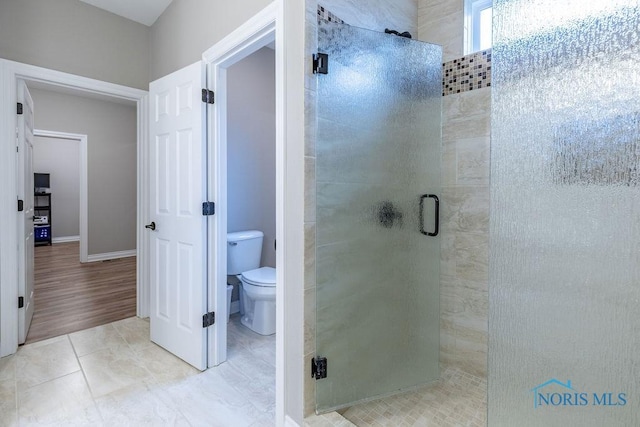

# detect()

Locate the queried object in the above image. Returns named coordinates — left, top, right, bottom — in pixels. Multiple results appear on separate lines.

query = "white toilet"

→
left=227, top=230, right=276, bottom=336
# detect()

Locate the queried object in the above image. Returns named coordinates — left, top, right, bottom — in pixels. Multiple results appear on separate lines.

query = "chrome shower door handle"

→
left=419, top=194, right=439, bottom=236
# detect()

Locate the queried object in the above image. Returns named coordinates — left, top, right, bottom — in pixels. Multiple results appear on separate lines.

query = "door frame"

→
left=203, top=0, right=277, bottom=368
left=17, top=80, right=35, bottom=345
left=0, top=60, right=149, bottom=357
left=202, top=2, right=305, bottom=425
left=32, top=129, right=89, bottom=262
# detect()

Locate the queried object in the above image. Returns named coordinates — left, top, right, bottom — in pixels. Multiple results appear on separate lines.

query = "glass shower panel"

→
left=490, top=1, right=640, bottom=426
left=315, top=21, right=442, bottom=412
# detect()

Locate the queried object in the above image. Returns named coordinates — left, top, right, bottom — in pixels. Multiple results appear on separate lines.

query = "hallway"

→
left=27, top=242, right=136, bottom=344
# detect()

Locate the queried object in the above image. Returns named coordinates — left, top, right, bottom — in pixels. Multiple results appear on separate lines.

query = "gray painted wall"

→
left=30, top=88, right=137, bottom=255
left=33, top=136, right=80, bottom=239
left=0, top=0, right=149, bottom=90
left=227, top=47, right=276, bottom=268
left=149, top=0, right=272, bottom=81
left=320, top=0, right=418, bottom=35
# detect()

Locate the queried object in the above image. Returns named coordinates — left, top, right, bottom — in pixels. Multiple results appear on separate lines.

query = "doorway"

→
left=26, top=127, right=138, bottom=344
left=32, top=130, right=87, bottom=259
left=22, top=84, right=139, bottom=344
left=225, top=44, right=277, bottom=409
left=0, top=60, right=148, bottom=357
left=204, top=5, right=278, bottom=370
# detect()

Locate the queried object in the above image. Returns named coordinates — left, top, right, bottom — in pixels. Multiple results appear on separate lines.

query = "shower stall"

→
left=314, top=21, right=442, bottom=412
left=311, top=0, right=640, bottom=425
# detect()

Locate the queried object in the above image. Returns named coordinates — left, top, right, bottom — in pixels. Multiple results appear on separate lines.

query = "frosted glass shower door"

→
left=490, top=1, right=640, bottom=426
left=315, top=22, right=442, bottom=412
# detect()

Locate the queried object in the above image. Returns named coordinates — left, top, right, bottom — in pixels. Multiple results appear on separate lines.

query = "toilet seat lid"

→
left=242, top=267, right=276, bottom=286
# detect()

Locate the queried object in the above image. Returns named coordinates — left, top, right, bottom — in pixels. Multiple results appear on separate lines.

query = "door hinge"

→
left=311, top=356, right=328, bottom=380
left=313, top=53, right=329, bottom=75
left=202, top=89, right=215, bottom=104
left=18, top=199, right=24, bottom=212
left=18, top=296, right=24, bottom=309
left=202, top=201, right=215, bottom=216
left=17, top=102, right=23, bottom=115
left=202, top=311, right=215, bottom=328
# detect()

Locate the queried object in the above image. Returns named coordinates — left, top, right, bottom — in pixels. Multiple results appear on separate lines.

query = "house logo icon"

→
left=531, top=379, right=575, bottom=409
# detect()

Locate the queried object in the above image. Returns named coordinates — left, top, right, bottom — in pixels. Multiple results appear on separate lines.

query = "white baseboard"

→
left=52, top=235, right=80, bottom=244
left=284, top=415, right=300, bottom=427
left=86, top=249, right=136, bottom=262
left=230, top=300, right=240, bottom=314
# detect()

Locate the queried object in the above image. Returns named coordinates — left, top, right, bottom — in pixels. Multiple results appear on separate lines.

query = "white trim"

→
left=201, top=1, right=306, bottom=425
left=280, top=0, right=306, bottom=424
left=284, top=415, right=301, bottom=427
left=52, top=235, right=80, bottom=244
left=202, top=4, right=277, bottom=64
left=0, top=59, right=149, bottom=357
left=464, top=0, right=493, bottom=54
left=33, top=129, right=88, bottom=262
left=86, top=249, right=136, bottom=262
left=203, top=1, right=277, bottom=370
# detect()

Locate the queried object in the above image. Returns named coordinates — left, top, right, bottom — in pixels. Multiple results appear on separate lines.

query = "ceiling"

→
left=79, top=0, right=173, bottom=26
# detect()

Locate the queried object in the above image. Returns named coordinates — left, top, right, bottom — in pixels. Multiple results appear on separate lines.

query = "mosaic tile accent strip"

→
left=317, top=5, right=345, bottom=24
left=340, top=367, right=487, bottom=427
left=443, top=49, right=492, bottom=96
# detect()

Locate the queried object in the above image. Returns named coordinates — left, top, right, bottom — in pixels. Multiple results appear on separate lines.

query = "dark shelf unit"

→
left=34, top=193, right=52, bottom=246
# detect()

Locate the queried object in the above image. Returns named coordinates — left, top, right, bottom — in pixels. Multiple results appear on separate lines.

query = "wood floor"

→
left=26, top=242, right=136, bottom=344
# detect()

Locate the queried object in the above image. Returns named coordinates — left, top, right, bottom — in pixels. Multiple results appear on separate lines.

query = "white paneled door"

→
left=18, top=80, right=35, bottom=344
left=149, top=62, right=208, bottom=370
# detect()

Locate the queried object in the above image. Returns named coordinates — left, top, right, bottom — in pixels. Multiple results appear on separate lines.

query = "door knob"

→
left=145, top=222, right=156, bottom=231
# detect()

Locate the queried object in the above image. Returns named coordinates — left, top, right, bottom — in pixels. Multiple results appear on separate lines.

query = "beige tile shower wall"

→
left=440, top=88, right=490, bottom=378
left=418, top=0, right=464, bottom=61
left=319, top=0, right=418, bottom=35
left=419, top=0, right=490, bottom=380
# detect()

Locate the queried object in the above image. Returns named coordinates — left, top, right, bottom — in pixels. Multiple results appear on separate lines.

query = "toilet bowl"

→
left=239, top=266, right=276, bottom=335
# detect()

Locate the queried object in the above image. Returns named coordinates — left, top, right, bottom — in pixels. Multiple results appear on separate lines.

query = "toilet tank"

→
left=227, top=230, right=264, bottom=275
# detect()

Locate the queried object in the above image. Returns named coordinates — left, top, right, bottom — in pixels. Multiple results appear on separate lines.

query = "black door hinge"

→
left=18, top=199, right=24, bottom=212
left=311, top=356, right=327, bottom=380
left=202, top=201, right=215, bottom=216
left=313, top=53, right=329, bottom=75
left=17, top=103, right=23, bottom=115
left=202, top=89, right=215, bottom=104
left=202, top=311, right=215, bottom=328
left=18, top=296, right=24, bottom=308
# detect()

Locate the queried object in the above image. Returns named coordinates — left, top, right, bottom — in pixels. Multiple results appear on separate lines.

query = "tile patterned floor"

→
left=339, top=367, right=487, bottom=427
left=0, top=314, right=275, bottom=427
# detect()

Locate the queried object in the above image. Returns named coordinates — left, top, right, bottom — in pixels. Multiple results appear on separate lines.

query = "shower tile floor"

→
left=0, top=314, right=275, bottom=426
left=338, top=367, right=486, bottom=427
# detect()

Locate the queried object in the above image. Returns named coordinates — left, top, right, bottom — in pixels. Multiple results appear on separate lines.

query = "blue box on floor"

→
left=35, top=225, right=50, bottom=242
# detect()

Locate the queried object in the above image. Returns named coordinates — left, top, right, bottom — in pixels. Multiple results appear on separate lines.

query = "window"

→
left=465, top=0, right=493, bottom=53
